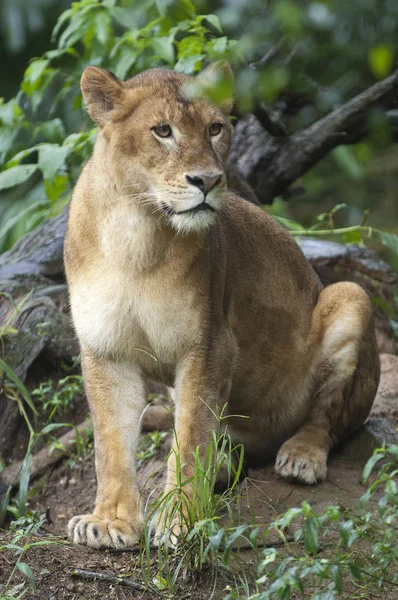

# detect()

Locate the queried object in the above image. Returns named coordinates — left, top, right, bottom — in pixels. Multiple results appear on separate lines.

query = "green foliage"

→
left=141, top=427, right=246, bottom=592
left=137, top=429, right=168, bottom=467
left=232, top=445, right=398, bottom=600
left=0, top=361, right=87, bottom=526
left=0, top=512, right=64, bottom=599
left=31, top=374, right=83, bottom=417
left=0, top=0, right=397, bottom=253
left=269, top=202, right=398, bottom=259
left=137, top=437, right=398, bottom=598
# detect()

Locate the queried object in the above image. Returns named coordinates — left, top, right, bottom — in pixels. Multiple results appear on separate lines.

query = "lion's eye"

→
left=152, top=124, right=172, bottom=138
left=209, top=122, right=223, bottom=136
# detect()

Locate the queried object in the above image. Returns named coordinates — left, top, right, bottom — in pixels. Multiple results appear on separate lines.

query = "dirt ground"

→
left=1, top=354, right=397, bottom=599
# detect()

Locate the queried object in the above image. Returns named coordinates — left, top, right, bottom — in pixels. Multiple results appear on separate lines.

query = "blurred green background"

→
left=0, top=0, right=397, bottom=270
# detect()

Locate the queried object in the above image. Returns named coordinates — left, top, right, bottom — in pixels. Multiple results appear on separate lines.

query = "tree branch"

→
left=230, top=69, right=398, bottom=203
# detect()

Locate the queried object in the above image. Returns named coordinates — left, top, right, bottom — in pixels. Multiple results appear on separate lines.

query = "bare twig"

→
left=71, top=569, right=146, bottom=591
left=249, top=40, right=284, bottom=70
left=230, top=534, right=295, bottom=551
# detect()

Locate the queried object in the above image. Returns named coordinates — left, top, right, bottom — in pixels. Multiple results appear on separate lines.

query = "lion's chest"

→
left=71, top=268, right=199, bottom=370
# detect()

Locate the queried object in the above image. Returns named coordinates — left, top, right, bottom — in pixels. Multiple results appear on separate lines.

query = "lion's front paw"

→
left=68, top=513, right=141, bottom=549
left=275, top=440, right=327, bottom=485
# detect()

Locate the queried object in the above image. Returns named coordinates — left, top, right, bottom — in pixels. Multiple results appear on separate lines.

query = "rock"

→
left=300, top=238, right=397, bottom=284
left=338, top=418, right=398, bottom=464
left=376, top=353, right=398, bottom=401
left=370, top=353, right=398, bottom=428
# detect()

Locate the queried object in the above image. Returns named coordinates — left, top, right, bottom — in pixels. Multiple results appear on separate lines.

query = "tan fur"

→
left=64, top=66, right=380, bottom=549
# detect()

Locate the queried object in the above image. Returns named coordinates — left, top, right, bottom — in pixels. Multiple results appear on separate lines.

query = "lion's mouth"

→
left=162, top=202, right=215, bottom=216
left=177, top=202, right=215, bottom=215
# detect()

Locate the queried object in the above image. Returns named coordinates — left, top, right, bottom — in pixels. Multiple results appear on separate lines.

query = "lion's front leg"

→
left=154, top=338, right=236, bottom=546
left=68, top=350, right=146, bottom=549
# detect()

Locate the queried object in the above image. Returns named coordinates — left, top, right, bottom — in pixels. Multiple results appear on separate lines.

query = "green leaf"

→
left=52, top=8, right=73, bottom=40
left=208, top=528, right=224, bottom=552
left=303, top=515, right=318, bottom=555
left=198, top=14, right=223, bottom=33
left=58, top=14, right=86, bottom=49
left=177, top=36, right=203, bottom=59
left=372, top=229, right=398, bottom=257
left=348, top=562, right=363, bottom=581
left=44, top=175, right=69, bottom=204
left=153, top=574, right=168, bottom=590
left=210, top=36, right=228, bottom=56
left=156, top=0, right=195, bottom=19
left=331, top=565, right=342, bottom=594
left=0, top=200, right=48, bottom=242
left=362, top=452, right=384, bottom=482
left=0, top=165, right=38, bottom=191
left=0, top=484, right=12, bottom=527
left=16, top=561, right=35, bottom=591
left=386, top=478, right=397, bottom=500
left=339, top=519, right=358, bottom=547
left=175, top=54, right=205, bottom=74
left=359, top=488, right=373, bottom=508
left=94, top=10, right=111, bottom=45
left=156, top=0, right=173, bottom=17
left=388, top=444, right=398, bottom=458
left=343, top=230, right=362, bottom=244
left=18, top=452, right=33, bottom=518
left=6, top=147, right=39, bottom=168
left=269, top=577, right=290, bottom=599
left=152, top=37, right=175, bottom=63
left=24, top=60, right=49, bottom=87
left=115, top=51, right=138, bottom=79
left=41, top=422, right=72, bottom=435
left=0, top=358, right=37, bottom=415
left=369, top=45, right=395, bottom=79
left=274, top=0, right=304, bottom=35
left=110, top=6, right=141, bottom=29
left=38, top=146, right=70, bottom=181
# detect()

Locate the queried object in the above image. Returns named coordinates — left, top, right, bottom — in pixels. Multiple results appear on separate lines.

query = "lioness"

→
left=64, top=65, right=380, bottom=549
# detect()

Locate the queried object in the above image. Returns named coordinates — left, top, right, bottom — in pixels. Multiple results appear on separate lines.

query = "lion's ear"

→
left=196, top=61, right=234, bottom=114
left=80, top=67, right=127, bottom=127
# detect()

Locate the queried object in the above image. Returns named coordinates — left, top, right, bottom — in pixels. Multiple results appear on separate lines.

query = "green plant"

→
left=31, top=374, right=83, bottom=417
left=0, top=520, right=64, bottom=598
left=43, top=420, right=94, bottom=464
left=137, top=433, right=398, bottom=599
left=227, top=445, right=398, bottom=600
left=0, top=362, right=87, bottom=526
left=137, top=430, right=168, bottom=467
left=139, top=427, right=244, bottom=593
left=271, top=202, right=398, bottom=256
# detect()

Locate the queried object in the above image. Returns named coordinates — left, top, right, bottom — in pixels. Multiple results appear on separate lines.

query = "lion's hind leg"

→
left=275, top=282, right=380, bottom=484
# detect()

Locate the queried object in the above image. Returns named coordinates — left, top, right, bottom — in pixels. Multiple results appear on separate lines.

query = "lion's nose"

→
left=185, top=173, right=222, bottom=196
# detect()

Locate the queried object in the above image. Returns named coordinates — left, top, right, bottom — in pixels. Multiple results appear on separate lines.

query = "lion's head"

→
left=81, top=65, right=233, bottom=233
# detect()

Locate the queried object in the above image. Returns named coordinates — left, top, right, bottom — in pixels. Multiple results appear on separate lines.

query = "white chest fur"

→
left=70, top=207, right=201, bottom=369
